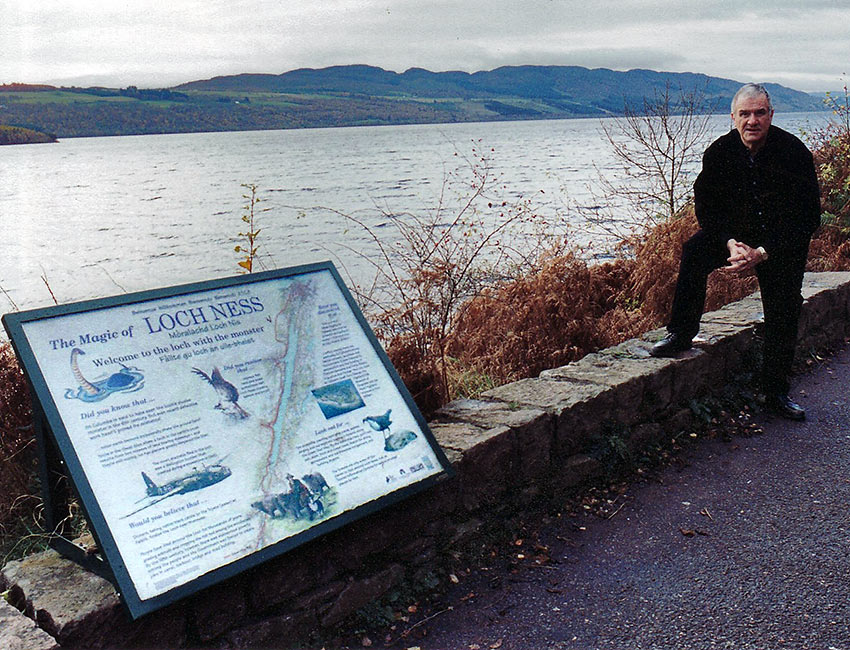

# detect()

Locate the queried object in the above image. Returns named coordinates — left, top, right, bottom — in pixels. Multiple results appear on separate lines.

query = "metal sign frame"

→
left=3, top=262, right=453, bottom=619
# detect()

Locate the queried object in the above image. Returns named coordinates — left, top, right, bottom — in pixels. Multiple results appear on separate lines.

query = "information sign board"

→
left=2, top=262, right=453, bottom=619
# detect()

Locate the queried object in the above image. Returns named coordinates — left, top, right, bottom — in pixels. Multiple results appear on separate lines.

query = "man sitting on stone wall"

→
left=650, top=83, right=821, bottom=421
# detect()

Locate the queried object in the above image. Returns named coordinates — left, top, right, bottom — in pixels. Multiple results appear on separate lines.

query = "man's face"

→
left=732, top=94, right=773, bottom=152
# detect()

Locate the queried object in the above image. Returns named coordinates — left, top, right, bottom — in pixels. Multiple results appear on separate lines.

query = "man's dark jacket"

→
left=693, top=124, right=821, bottom=257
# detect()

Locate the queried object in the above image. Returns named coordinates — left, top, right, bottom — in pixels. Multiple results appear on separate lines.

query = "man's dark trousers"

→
left=667, top=229, right=808, bottom=395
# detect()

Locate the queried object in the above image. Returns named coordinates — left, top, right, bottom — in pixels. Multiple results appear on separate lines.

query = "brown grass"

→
left=807, top=118, right=850, bottom=271
left=444, top=207, right=759, bottom=393
left=0, top=341, right=38, bottom=552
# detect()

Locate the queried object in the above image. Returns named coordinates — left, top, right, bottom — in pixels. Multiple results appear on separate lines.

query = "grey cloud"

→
left=4, top=0, right=849, bottom=93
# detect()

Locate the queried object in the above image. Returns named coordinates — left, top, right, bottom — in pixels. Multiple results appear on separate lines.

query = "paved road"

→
left=384, top=344, right=850, bottom=650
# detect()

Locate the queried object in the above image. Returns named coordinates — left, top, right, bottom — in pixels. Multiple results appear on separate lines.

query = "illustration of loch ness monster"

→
left=64, top=348, right=144, bottom=402
left=363, top=409, right=418, bottom=452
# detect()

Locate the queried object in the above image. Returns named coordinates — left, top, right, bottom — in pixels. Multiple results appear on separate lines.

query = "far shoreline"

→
left=2, top=109, right=830, bottom=143
left=0, top=125, right=57, bottom=145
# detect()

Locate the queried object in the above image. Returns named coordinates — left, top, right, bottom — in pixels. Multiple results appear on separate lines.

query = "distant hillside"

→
left=0, top=125, right=56, bottom=145
left=176, top=65, right=825, bottom=115
left=0, top=65, right=827, bottom=139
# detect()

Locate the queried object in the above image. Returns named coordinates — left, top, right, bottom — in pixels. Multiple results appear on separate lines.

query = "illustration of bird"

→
left=192, top=367, right=248, bottom=419
left=363, top=409, right=392, bottom=433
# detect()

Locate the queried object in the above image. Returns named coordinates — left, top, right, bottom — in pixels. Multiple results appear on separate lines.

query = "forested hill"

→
left=176, top=65, right=824, bottom=114
left=0, top=65, right=826, bottom=139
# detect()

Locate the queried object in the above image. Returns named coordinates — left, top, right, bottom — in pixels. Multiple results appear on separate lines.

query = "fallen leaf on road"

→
left=681, top=527, right=710, bottom=537
left=490, top=640, right=503, bottom=648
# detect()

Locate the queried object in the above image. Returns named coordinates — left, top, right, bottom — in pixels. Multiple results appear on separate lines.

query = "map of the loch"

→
left=18, top=267, right=447, bottom=602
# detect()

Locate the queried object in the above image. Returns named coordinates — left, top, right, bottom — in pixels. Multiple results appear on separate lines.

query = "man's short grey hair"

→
left=732, top=83, right=773, bottom=113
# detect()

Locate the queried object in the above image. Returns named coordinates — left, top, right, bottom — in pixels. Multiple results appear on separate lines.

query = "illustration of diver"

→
left=64, top=348, right=144, bottom=402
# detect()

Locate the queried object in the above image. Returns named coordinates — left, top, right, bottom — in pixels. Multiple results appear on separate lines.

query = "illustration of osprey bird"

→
left=192, top=367, right=249, bottom=419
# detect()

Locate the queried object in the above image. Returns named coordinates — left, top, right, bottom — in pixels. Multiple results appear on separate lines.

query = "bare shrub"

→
left=315, top=143, right=569, bottom=413
left=579, top=83, right=714, bottom=248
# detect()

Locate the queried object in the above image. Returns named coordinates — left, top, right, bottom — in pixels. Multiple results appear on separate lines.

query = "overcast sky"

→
left=3, top=0, right=847, bottom=93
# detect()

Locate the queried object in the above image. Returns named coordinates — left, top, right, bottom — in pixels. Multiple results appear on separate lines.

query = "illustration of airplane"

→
left=122, top=461, right=232, bottom=518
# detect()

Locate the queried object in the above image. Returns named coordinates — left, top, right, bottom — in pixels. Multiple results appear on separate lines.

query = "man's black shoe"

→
left=765, top=394, right=806, bottom=421
left=650, top=332, right=693, bottom=358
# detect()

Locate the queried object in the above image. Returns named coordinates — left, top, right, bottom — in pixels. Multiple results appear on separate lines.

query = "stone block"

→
left=435, top=400, right=553, bottom=482
left=482, top=377, right=609, bottom=415
left=191, top=579, right=249, bottom=642
left=634, top=332, right=732, bottom=413
left=628, top=422, right=663, bottom=451
left=1, top=549, right=186, bottom=649
left=665, top=407, right=697, bottom=435
left=541, top=344, right=671, bottom=424
left=702, top=293, right=764, bottom=327
left=669, top=347, right=716, bottom=404
left=801, top=271, right=850, bottom=296
left=295, top=580, right=347, bottom=613
left=219, top=610, right=317, bottom=650
left=482, top=378, right=612, bottom=462
left=332, top=494, right=437, bottom=566
left=247, top=542, right=339, bottom=613
left=0, top=598, right=60, bottom=650
left=431, top=421, right=517, bottom=511
left=800, top=273, right=850, bottom=349
left=692, top=321, right=754, bottom=378
left=415, top=472, right=461, bottom=518
left=320, top=564, right=405, bottom=627
left=553, top=454, right=602, bottom=489
left=431, top=420, right=488, bottom=456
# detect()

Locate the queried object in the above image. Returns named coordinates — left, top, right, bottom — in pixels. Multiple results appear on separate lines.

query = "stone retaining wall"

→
left=3, top=272, right=849, bottom=649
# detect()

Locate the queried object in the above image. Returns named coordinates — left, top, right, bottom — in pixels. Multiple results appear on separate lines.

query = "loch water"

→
left=0, top=112, right=828, bottom=314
